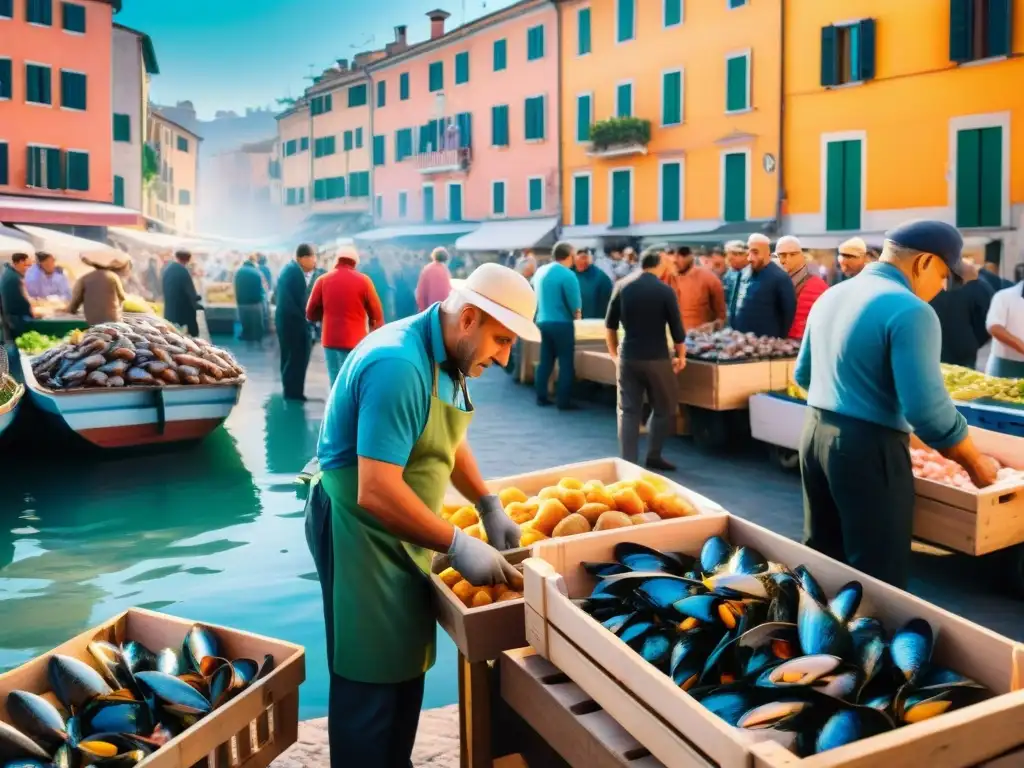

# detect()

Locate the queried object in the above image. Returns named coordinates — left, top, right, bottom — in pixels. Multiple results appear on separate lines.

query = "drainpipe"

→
left=774, top=0, right=786, bottom=234
left=365, top=68, right=375, bottom=227
left=555, top=0, right=563, bottom=231
left=308, top=105, right=314, bottom=214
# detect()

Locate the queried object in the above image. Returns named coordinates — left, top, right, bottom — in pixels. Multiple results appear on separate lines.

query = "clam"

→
left=6, top=691, right=67, bottom=751
left=737, top=698, right=811, bottom=730
left=48, top=655, right=113, bottom=711
left=255, top=654, right=275, bottom=681
left=231, top=658, right=260, bottom=686
left=635, top=576, right=697, bottom=613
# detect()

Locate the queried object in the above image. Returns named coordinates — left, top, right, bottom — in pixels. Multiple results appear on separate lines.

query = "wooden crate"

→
left=576, top=350, right=618, bottom=387
left=518, top=321, right=610, bottom=385
left=0, top=608, right=305, bottom=768
left=748, top=392, right=805, bottom=450
left=678, top=360, right=792, bottom=411
left=524, top=515, right=1024, bottom=768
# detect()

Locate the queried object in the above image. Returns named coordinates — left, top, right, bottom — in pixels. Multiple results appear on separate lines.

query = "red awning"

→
left=0, top=194, right=142, bottom=227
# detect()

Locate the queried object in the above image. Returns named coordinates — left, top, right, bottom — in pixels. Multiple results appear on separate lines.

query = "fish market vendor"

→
left=304, top=263, right=539, bottom=767
left=794, top=221, right=999, bottom=590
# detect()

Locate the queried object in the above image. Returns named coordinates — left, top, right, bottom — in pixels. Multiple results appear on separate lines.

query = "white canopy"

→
left=15, top=225, right=125, bottom=282
left=107, top=226, right=197, bottom=251
left=454, top=217, right=559, bottom=252
left=0, top=225, right=33, bottom=256
left=354, top=223, right=478, bottom=243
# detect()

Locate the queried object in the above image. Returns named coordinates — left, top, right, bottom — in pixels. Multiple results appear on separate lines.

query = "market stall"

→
left=517, top=319, right=610, bottom=385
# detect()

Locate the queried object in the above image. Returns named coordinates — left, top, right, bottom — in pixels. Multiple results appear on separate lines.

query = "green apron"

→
left=319, top=362, right=473, bottom=684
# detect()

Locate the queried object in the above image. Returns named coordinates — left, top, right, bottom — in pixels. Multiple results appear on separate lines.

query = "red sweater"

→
left=788, top=273, right=828, bottom=340
left=306, top=262, right=385, bottom=350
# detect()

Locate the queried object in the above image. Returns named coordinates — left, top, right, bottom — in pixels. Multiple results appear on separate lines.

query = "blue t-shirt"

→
left=532, top=262, right=582, bottom=324
left=316, top=305, right=468, bottom=470
left=794, top=262, right=968, bottom=450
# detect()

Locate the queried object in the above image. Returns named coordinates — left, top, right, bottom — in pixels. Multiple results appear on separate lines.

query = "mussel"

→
left=890, top=619, right=933, bottom=686
left=88, top=642, right=136, bottom=691
left=0, top=720, right=50, bottom=762
left=155, top=648, right=187, bottom=677
left=6, top=691, right=68, bottom=751
left=135, top=671, right=212, bottom=716
left=79, top=694, right=154, bottom=737
left=121, top=642, right=157, bottom=675
left=48, top=655, right=113, bottom=711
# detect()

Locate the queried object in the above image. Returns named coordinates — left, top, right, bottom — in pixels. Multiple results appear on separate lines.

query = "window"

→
left=355, top=127, right=363, bottom=148
left=493, top=39, right=507, bottom=71
left=311, top=94, right=333, bottom=116
left=299, top=136, right=309, bottom=152
left=348, top=171, right=370, bottom=198
left=27, top=146, right=62, bottom=189
left=528, top=176, right=544, bottom=212
left=660, top=161, right=682, bottom=222
left=396, top=128, right=413, bottom=160
left=179, top=189, right=191, bottom=205
left=283, top=139, right=297, bottom=157
left=314, top=136, right=336, bottom=158
left=375, top=194, right=383, bottom=219
left=423, top=185, right=435, bottom=222
left=722, top=151, right=747, bottom=222
left=429, top=61, right=444, bottom=92
left=664, top=0, right=682, bottom=27
left=26, top=64, right=52, bottom=105
left=527, top=25, right=545, bottom=60
left=27, top=0, right=52, bottom=25
left=956, top=126, right=1003, bottom=227
left=0, top=59, right=12, bottom=100
left=728, top=0, right=747, bottom=7
left=492, top=180, right=506, bottom=216
left=572, top=173, right=591, bottom=225
left=376, top=80, right=386, bottom=108
left=398, top=190, right=408, bottom=218
left=725, top=51, right=750, bottom=112
left=525, top=96, right=545, bottom=141
left=950, top=0, right=1013, bottom=63
left=285, top=187, right=307, bottom=206
left=616, top=82, right=633, bottom=118
left=314, top=176, right=346, bottom=200
left=617, top=0, right=635, bottom=42
left=399, top=72, right=410, bottom=100
left=448, top=183, right=463, bottom=222
left=60, top=70, right=86, bottom=110
left=113, top=113, right=131, bottom=142
left=662, top=70, right=682, bottom=126
left=373, top=134, right=385, bottom=166
left=825, top=138, right=862, bottom=231
left=0, top=143, right=8, bottom=185
left=348, top=84, right=367, bottom=107
left=577, top=8, right=592, bottom=55
left=65, top=149, right=88, bottom=191
left=491, top=104, right=509, bottom=146
left=821, top=20, right=876, bottom=86
left=177, top=135, right=189, bottom=152
left=576, top=93, right=592, bottom=142
left=0, top=0, right=11, bottom=18
left=455, top=51, right=469, bottom=84
left=113, top=175, right=124, bottom=206
left=62, top=2, right=85, bottom=32
left=610, top=168, right=631, bottom=228
left=343, top=131, right=353, bottom=151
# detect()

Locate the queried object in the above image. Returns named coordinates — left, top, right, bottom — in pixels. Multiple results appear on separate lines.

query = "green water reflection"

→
left=0, top=342, right=459, bottom=720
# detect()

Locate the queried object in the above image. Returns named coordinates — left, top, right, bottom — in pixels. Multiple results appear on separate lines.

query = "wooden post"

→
left=458, top=653, right=492, bottom=768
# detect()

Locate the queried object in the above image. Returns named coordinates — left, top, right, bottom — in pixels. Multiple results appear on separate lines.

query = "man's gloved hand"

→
left=448, top=528, right=522, bottom=587
left=476, top=494, right=521, bottom=550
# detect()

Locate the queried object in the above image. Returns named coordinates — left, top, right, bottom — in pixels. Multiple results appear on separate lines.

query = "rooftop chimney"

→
left=394, top=25, right=407, bottom=45
left=427, top=9, right=450, bottom=40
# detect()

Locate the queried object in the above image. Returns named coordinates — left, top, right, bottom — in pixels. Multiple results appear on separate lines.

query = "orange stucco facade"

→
left=0, top=0, right=115, bottom=203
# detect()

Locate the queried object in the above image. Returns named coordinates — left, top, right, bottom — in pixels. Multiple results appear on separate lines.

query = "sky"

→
left=117, top=0, right=519, bottom=118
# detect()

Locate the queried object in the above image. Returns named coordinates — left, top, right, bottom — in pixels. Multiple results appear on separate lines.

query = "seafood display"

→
left=576, top=536, right=992, bottom=757
left=438, top=565, right=525, bottom=609
left=685, top=330, right=800, bottom=363
left=29, top=316, right=245, bottom=391
left=910, top=446, right=1023, bottom=490
left=942, top=364, right=1024, bottom=405
left=0, top=624, right=273, bottom=767
left=442, top=476, right=699, bottom=549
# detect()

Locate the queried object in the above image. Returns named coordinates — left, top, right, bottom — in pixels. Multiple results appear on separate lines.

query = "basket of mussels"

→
left=0, top=608, right=305, bottom=768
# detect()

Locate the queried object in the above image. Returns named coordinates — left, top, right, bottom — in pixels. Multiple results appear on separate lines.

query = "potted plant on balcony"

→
left=588, top=117, right=652, bottom=157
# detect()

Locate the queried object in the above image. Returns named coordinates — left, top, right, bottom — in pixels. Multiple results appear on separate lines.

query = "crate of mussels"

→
left=522, top=514, right=1024, bottom=768
left=0, top=607, right=306, bottom=768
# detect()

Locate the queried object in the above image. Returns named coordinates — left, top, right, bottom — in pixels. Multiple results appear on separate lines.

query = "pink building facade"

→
left=369, top=1, right=559, bottom=228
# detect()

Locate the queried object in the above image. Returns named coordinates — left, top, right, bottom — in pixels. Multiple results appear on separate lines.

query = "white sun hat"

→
left=336, top=245, right=360, bottom=265
left=458, top=262, right=540, bottom=342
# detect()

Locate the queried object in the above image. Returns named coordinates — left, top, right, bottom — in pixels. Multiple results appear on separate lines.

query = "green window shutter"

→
left=28, top=0, right=52, bottom=24
left=616, top=83, right=632, bottom=118
left=729, top=0, right=747, bottom=7
left=825, top=140, right=861, bottom=231
left=62, top=2, right=85, bottom=32
left=429, top=61, right=444, bottom=92
left=344, top=131, right=353, bottom=151
left=0, top=59, right=12, bottom=99
left=373, top=135, right=385, bottom=166
left=456, top=112, right=472, bottom=148
left=856, top=19, right=877, bottom=81
left=46, top=147, right=63, bottom=189
left=355, top=128, right=363, bottom=148
left=949, top=0, right=973, bottom=63
left=0, top=0, right=13, bottom=18
left=348, top=84, right=367, bottom=107
left=578, top=8, right=591, bottom=55
left=493, top=182, right=505, bottom=215
left=398, top=191, right=408, bottom=217
left=113, top=175, right=124, bottom=206
left=113, top=113, right=131, bottom=142
left=529, top=177, right=543, bottom=212
left=376, top=80, right=386, bottom=107
left=661, top=162, right=681, bottom=222
left=286, top=188, right=295, bottom=205
left=60, top=70, right=86, bottom=110
left=528, top=25, right=545, bottom=60
left=979, top=127, right=1003, bottom=227
left=26, top=147, right=40, bottom=187
left=988, top=0, right=1013, bottom=58
left=66, top=150, right=88, bottom=191
left=493, top=39, right=508, bottom=71
left=455, top=51, right=469, bottom=84
left=179, top=190, right=191, bottom=205
left=576, top=94, right=591, bottom=142
left=492, top=105, right=508, bottom=146
left=0, top=143, right=8, bottom=185
left=573, top=175, right=590, bottom=225
left=311, top=97, right=320, bottom=116
left=956, top=129, right=980, bottom=227
left=424, top=187, right=435, bottom=222
left=723, top=153, right=746, bottom=222
left=726, top=55, right=748, bottom=111
left=617, top=0, right=635, bottom=42
left=820, top=26, right=838, bottom=86
left=662, top=71, right=681, bottom=125
left=400, top=72, right=410, bottom=100
left=313, top=179, right=325, bottom=201
left=449, top=184, right=463, bottom=221
left=299, top=137, right=309, bottom=152
left=325, top=93, right=333, bottom=112
left=664, top=0, right=682, bottom=27
left=611, top=170, right=631, bottom=228
left=375, top=195, right=383, bottom=218
left=842, top=140, right=862, bottom=230
left=177, top=135, right=188, bottom=152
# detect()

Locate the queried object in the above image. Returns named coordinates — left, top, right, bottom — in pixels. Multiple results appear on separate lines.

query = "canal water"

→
left=0, top=339, right=459, bottom=721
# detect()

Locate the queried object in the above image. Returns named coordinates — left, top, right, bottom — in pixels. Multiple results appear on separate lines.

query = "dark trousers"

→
left=799, top=408, right=915, bottom=590
left=617, top=357, right=678, bottom=464
left=305, top=482, right=425, bottom=768
left=171, top=313, right=199, bottom=337
left=278, top=322, right=312, bottom=399
left=535, top=321, right=575, bottom=407
left=236, top=303, right=265, bottom=342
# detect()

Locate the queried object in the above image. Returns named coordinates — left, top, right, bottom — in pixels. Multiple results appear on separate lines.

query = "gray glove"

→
left=448, top=528, right=521, bottom=587
left=476, top=494, right=521, bottom=551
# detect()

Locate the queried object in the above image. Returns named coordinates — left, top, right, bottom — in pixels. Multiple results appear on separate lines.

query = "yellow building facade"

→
left=557, top=0, right=782, bottom=242
left=783, top=0, right=1024, bottom=273
left=145, top=111, right=201, bottom=233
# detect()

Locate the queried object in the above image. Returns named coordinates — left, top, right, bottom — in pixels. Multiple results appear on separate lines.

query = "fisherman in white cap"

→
left=305, top=262, right=537, bottom=767
left=731, top=233, right=796, bottom=338
left=836, top=236, right=872, bottom=282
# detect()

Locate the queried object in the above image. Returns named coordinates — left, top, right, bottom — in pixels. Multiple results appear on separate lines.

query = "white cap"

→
left=839, top=237, right=867, bottom=256
left=459, top=263, right=540, bottom=342
left=775, top=235, right=803, bottom=253
left=336, top=245, right=360, bottom=265
left=747, top=233, right=771, bottom=247
left=724, top=240, right=747, bottom=253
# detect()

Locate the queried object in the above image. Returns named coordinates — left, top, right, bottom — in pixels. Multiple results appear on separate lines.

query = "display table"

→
left=23, top=315, right=88, bottom=337
left=518, top=320, right=609, bottom=385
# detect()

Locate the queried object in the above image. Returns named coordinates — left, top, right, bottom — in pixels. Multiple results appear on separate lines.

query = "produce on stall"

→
left=14, top=331, right=64, bottom=356
left=941, top=364, right=1024, bottom=405
left=685, top=329, right=800, bottom=363
left=122, top=294, right=157, bottom=315
left=438, top=565, right=525, bottom=608
left=204, top=282, right=236, bottom=306
left=910, top=445, right=1023, bottom=489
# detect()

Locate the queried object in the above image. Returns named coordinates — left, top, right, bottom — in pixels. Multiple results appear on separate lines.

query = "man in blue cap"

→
left=794, top=220, right=999, bottom=589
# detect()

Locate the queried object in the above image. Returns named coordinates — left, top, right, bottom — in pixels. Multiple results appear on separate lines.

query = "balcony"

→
left=586, top=117, right=651, bottom=159
left=416, top=147, right=472, bottom=175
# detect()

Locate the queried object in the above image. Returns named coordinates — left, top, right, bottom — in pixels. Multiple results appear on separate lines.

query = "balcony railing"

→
left=415, top=147, right=472, bottom=175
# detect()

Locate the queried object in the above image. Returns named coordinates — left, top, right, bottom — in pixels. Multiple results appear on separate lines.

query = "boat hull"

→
left=0, top=376, right=24, bottom=439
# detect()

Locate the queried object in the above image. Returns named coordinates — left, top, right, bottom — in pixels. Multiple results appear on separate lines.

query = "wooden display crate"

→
left=523, top=515, right=1024, bottom=768
left=435, top=459, right=727, bottom=663
left=0, top=608, right=305, bottom=768
left=518, top=320, right=611, bottom=385
left=576, top=350, right=617, bottom=387
left=679, top=359, right=792, bottom=411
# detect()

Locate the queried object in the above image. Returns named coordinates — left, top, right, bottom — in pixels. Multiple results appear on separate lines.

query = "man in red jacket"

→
left=307, top=246, right=385, bottom=387
left=775, top=235, right=827, bottom=340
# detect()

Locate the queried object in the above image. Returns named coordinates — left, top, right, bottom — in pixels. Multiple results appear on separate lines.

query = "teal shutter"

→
left=449, top=184, right=463, bottom=221
left=0, top=143, right=8, bottom=185
left=62, top=2, right=85, bottom=32
left=661, top=162, right=681, bottom=221
left=493, top=182, right=505, bottom=215
left=949, top=0, right=973, bottom=62
left=325, top=94, right=332, bottom=112
left=493, top=39, right=507, bottom=71
left=424, top=187, right=435, bottom=222
left=314, top=179, right=325, bottom=201
left=842, top=140, right=862, bottom=230
left=978, top=127, right=1003, bottom=227
left=529, top=177, right=543, bottom=212
left=299, top=137, right=309, bottom=152
left=66, top=150, right=88, bottom=191
left=375, top=195, right=383, bottom=218
left=344, top=131, right=353, bottom=151
left=348, top=84, right=367, bottom=107
left=373, top=135, right=385, bottom=166
left=27, top=64, right=52, bottom=104
left=576, top=94, right=591, bottom=141
left=662, top=71, right=681, bottom=125
left=726, top=55, right=748, bottom=111
left=179, top=190, right=190, bottom=205
left=376, top=80, right=386, bottom=107
left=455, top=51, right=470, bottom=84
left=492, top=105, right=509, bottom=146
left=578, top=8, right=591, bottom=55
left=525, top=97, right=545, bottom=140
left=821, top=26, right=838, bottom=86
left=857, top=19, right=876, bottom=80
left=956, top=130, right=980, bottom=227
left=429, top=61, right=444, bottom=92
left=0, top=59, right=10, bottom=99
left=611, top=170, right=630, bottom=228
left=528, top=25, right=545, bottom=60
left=400, top=72, right=410, bottom=100
left=0, top=0, right=11, bottom=16
left=355, top=128, right=363, bottom=148
left=28, top=0, right=52, bottom=24
left=573, top=175, right=590, bottom=225
left=617, top=0, right=635, bottom=42
left=113, top=113, right=131, bottom=142
left=729, top=0, right=747, bottom=7
left=723, top=153, right=746, bottom=222
left=26, top=147, right=40, bottom=187
left=664, top=0, right=682, bottom=27
left=825, top=140, right=861, bottom=231
left=113, top=175, right=124, bottom=206
left=177, top=136, right=189, bottom=152
left=45, top=147, right=62, bottom=189
left=61, top=70, right=86, bottom=110
left=399, top=191, right=408, bottom=217
left=616, top=83, right=632, bottom=118
left=988, top=0, right=1013, bottom=58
